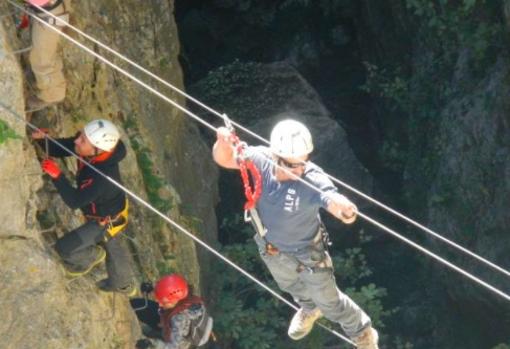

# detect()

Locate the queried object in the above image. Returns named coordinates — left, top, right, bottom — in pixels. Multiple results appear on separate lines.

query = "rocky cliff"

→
left=355, top=1, right=510, bottom=347
left=0, top=1, right=218, bottom=348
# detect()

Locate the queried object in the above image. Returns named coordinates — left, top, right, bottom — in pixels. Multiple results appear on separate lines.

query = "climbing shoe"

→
left=353, top=326, right=379, bottom=349
left=64, top=247, right=106, bottom=277
left=288, top=307, right=323, bottom=340
left=97, top=278, right=137, bottom=297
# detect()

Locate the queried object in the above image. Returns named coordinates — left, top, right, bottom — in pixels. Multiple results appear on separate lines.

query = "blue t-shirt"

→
left=245, top=146, right=338, bottom=252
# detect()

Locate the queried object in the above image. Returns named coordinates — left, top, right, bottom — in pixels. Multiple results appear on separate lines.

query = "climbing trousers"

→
left=254, top=233, right=372, bottom=338
left=55, top=220, right=133, bottom=288
left=29, top=2, right=67, bottom=102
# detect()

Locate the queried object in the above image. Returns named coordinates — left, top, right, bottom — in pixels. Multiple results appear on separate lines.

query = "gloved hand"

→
left=41, top=159, right=61, bottom=179
left=140, top=282, right=154, bottom=294
left=135, top=338, right=154, bottom=349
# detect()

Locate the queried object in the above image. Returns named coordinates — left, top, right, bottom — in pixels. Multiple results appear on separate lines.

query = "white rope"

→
left=7, top=0, right=510, bottom=303
left=20, top=0, right=510, bottom=281
left=0, top=101, right=354, bottom=346
left=358, top=212, right=510, bottom=300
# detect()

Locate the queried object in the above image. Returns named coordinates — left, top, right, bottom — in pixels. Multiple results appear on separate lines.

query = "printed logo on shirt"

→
left=284, top=188, right=299, bottom=212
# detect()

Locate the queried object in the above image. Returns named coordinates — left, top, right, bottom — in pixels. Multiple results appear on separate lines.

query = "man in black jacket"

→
left=33, top=119, right=134, bottom=294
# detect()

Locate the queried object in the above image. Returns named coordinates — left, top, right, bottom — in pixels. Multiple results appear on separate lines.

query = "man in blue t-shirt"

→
left=213, top=119, right=379, bottom=349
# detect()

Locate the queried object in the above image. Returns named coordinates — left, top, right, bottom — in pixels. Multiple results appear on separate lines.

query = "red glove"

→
left=41, top=159, right=61, bottom=179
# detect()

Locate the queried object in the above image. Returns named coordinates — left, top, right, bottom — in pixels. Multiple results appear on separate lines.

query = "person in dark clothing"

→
left=33, top=119, right=134, bottom=294
left=131, top=274, right=214, bottom=349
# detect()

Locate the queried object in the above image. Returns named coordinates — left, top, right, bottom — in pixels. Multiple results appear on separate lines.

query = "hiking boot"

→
left=64, top=247, right=106, bottom=277
left=25, top=95, right=61, bottom=113
left=353, top=326, right=379, bottom=349
left=97, top=278, right=137, bottom=297
left=288, top=307, right=323, bottom=340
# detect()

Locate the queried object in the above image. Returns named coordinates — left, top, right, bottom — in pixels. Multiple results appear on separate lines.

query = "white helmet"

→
left=84, top=119, right=120, bottom=152
left=270, top=119, right=313, bottom=158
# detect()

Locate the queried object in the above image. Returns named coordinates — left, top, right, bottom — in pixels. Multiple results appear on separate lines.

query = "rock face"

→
left=354, top=1, right=510, bottom=346
left=0, top=0, right=218, bottom=348
left=426, top=57, right=510, bottom=313
left=1, top=11, right=139, bottom=349
left=59, top=0, right=219, bottom=288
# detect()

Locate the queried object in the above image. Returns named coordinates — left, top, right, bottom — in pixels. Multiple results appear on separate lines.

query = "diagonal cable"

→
left=6, top=1, right=510, bottom=303
left=0, top=100, right=354, bottom=346
left=16, top=0, right=510, bottom=280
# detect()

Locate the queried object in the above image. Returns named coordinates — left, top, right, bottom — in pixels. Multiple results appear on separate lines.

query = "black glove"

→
left=140, top=281, right=154, bottom=294
left=136, top=338, right=154, bottom=349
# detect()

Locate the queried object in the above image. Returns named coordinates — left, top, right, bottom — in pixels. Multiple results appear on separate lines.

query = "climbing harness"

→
left=31, top=2, right=70, bottom=28
left=294, top=225, right=334, bottom=274
left=35, top=11, right=69, bottom=27
left=265, top=224, right=334, bottom=274
left=84, top=198, right=129, bottom=240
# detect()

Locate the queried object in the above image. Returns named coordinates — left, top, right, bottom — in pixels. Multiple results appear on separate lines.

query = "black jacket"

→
left=44, top=135, right=127, bottom=217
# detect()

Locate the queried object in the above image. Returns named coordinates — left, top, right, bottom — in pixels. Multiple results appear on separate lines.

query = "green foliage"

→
left=213, top=214, right=393, bottom=348
left=156, top=256, right=177, bottom=276
left=393, top=336, right=415, bottom=349
left=333, top=247, right=372, bottom=284
left=159, top=57, right=170, bottom=69
left=361, top=0, right=505, bottom=209
left=409, top=0, right=503, bottom=68
left=69, top=112, right=87, bottom=123
left=344, top=284, right=394, bottom=330
left=361, top=63, right=410, bottom=111
left=132, top=141, right=173, bottom=213
left=492, top=344, right=510, bottom=349
left=191, top=60, right=304, bottom=124
left=0, top=120, right=21, bottom=144
left=123, top=116, right=173, bottom=214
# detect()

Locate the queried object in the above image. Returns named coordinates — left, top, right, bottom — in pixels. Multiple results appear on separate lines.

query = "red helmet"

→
left=154, top=274, right=189, bottom=305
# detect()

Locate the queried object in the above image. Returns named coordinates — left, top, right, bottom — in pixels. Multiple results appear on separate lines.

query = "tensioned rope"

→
left=6, top=1, right=510, bottom=303
left=0, top=101, right=354, bottom=346
left=18, top=0, right=510, bottom=280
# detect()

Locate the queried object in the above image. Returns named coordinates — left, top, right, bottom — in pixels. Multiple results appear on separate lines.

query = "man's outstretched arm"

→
left=326, top=193, right=358, bottom=224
